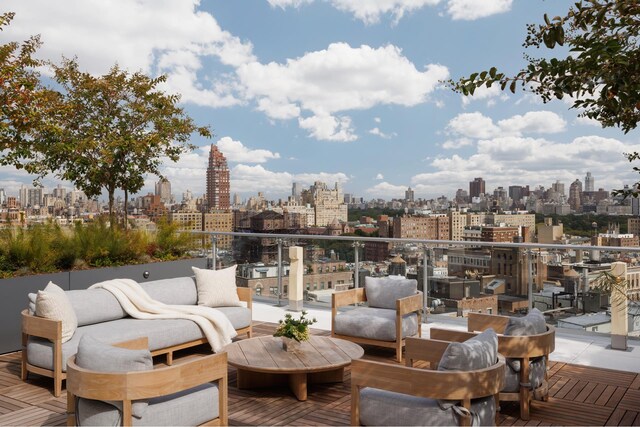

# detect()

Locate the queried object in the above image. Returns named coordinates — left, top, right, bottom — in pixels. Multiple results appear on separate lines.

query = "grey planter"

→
left=0, top=258, right=208, bottom=354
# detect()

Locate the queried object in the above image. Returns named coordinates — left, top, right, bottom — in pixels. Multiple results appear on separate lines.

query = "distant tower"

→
left=469, top=177, right=485, bottom=198
left=405, top=187, right=414, bottom=202
left=551, top=180, right=565, bottom=196
left=206, top=144, right=230, bottom=210
left=292, top=182, right=300, bottom=202
left=155, top=178, right=172, bottom=204
left=585, top=172, right=594, bottom=192
left=569, top=179, right=583, bottom=212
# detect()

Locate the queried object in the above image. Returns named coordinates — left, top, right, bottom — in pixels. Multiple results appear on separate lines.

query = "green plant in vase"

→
left=274, top=311, right=317, bottom=352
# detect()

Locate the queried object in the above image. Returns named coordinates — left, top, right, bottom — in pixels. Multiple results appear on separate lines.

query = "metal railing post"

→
left=526, top=249, right=533, bottom=312
left=210, top=235, right=217, bottom=270
left=352, top=241, right=361, bottom=289
left=276, top=238, right=283, bottom=307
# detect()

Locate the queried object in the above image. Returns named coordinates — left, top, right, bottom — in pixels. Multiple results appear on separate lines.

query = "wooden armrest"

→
left=397, top=292, right=422, bottom=315
left=21, top=310, right=61, bottom=341
left=67, top=352, right=228, bottom=401
left=405, top=337, right=451, bottom=366
left=351, top=356, right=505, bottom=400
left=429, top=328, right=476, bottom=343
left=237, top=286, right=253, bottom=308
left=332, top=288, right=366, bottom=308
left=467, top=312, right=509, bottom=333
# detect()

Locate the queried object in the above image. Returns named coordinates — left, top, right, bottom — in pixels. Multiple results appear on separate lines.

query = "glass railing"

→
left=190, top=230, right=640, bottom=344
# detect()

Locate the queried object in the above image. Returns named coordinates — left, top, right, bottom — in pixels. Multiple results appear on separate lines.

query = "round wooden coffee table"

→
left=224, top=335, right=364, bottom=401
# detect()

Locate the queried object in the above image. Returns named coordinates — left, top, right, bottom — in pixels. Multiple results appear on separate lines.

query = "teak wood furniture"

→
left=21, top=286, right=252, bottom=397
left=224, top=335, right=363, bottom=401
left=430, top=312, right=555, bottom=421
left=65, top=337, right=228, bottom=427
left=351, top=336, right=506, bottom=426
left=331, top=287, right=422, bottom=362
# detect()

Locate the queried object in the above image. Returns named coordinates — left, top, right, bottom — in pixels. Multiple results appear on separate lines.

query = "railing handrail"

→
left=189, top=230, right=639, bottom=253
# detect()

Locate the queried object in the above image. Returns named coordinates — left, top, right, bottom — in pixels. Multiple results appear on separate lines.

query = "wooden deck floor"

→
left=1, top=321, right=639, bottom=426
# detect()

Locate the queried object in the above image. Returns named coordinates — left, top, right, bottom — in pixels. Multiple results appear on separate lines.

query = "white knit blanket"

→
left=89, top=279, right=237, bottom=352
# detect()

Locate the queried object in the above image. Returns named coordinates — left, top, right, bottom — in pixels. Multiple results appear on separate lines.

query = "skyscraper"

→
left=469, top=177, right=485, bottom=198
left=405, top=187, right=414, bottom=202
left=206, top=144, right=230, bottom=210
left=569, top=179, right=583, bottom=212
left=155, top=178, right=172, bottom=204
left=585, top=171, right=594, bottom=192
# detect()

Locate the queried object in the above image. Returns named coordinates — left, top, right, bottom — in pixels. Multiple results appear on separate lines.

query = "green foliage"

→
left=154, top=218, right=195, bottom=259
left=449, top=1, right=640, bottom=133
left=535, top=213, right=628, bottom=237
left=273, top=311, right=317, bottom=342
left=348, top=207, right=401, bottom=222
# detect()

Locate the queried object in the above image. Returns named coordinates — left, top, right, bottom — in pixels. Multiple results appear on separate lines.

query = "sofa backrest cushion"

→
left=193, top=265, right=242, bottom=307
left=67, top=289, right=128, bottom=327
left=438, top=328, right=498, bottom=372
left=140, top=277, right=198, bottom=306
left=75, top=335, right=153, bottom=418
left=504, top=308, right=546, bottom=336
left=364, top=276, right=417, bottom=310
left=35, top=282, right=78, bottom=343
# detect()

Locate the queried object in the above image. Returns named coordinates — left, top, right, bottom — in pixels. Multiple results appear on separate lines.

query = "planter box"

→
left=0, top=258, right=208, bottom=354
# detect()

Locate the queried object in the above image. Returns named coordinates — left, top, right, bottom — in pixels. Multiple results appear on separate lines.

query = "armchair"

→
left=430, top=309, right=555, bottom=421
left=66, top=336, right=228, bottom=426
left=331, top=277, right=422, bottom=362
left=351, top=330, right=505, bottom=426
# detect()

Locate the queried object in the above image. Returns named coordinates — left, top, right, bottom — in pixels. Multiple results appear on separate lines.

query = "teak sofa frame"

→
left=351, top=336, right=505, bottom=426
left=430, top=311, right=555, bottom=421
left=21, top=287, right=252, bottom=397
left=331, top=287, right=423, bottom=362
left=65, top=337, right=228, bottom=427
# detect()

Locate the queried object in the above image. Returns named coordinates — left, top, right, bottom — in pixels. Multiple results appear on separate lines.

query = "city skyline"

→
left=1, top=1, right=640, bottom=200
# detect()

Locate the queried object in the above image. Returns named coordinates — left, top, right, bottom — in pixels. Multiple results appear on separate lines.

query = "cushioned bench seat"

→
left=334, top=307, right=419, bottom=342
left=76, top=383, right=220, bottom=426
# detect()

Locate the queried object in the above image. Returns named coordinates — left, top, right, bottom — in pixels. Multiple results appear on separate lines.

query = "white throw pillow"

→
left=35, top=282, right=78, bottom=343
left=193, top=265, right=242, bottom=307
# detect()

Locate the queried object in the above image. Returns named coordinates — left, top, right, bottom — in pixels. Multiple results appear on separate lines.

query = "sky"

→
left=1, top=0, right=639, bottom=202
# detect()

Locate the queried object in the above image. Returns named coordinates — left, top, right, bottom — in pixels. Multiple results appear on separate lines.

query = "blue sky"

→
left=2, top=0, right=639, bottom=201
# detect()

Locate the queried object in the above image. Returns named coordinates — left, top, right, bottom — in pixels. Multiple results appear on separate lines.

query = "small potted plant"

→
left=273, top=310, right=317, bottom=352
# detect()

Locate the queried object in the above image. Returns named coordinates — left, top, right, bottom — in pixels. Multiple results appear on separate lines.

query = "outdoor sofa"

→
left=21, top=274, right=252, bottom=397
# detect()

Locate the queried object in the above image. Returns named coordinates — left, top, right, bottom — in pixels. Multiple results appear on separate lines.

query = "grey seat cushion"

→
left=140, top=277, right=198, bottom=306
left=28, top=318, right=205, bottom=372
left=334, top=307, right=418, bottom=341
left=365, top=276, right=418, bottom=309
left=212, top=306, right=251, bottom=330
left=438, top=328, right=498, bottom=372
left=76, top=382, right=219, bottom=426
left=66, top=289, right=127, bottom=326
left=359, top=387, right=495, bottom=426
left=503, top=357, right=547, bottom=393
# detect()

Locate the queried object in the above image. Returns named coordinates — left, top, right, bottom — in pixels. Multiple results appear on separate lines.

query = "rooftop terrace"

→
left=2, top=303, right=639, bottom=426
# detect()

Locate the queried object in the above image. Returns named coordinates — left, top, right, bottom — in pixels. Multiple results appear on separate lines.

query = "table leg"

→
left=288, top=373, right=308, bottom=401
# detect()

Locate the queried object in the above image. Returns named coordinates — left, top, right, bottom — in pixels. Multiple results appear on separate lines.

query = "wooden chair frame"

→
left=22, top=286, right=251, bottom=397
left=351, top=337, right=505, bottom=427
left=430, top=312, right=555, bottom=421
left=331, top=288, right=422, bottom=362
left=66, top=337, right=228, bottom=427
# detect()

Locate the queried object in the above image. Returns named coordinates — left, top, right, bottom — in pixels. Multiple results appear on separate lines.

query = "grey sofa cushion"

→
left=212, top=306, right=251, bottom=330
left=365, top=277, right=418, bottom=310
left=359, top=387, right=495, bottom=426
left=76, top=382, right=219, bottom=426
left=438, top=328, right=498, bottom=372
left=75, top=335, right=152, bottom=419
left=334, top=307, right=418, bottom=341
left=503, top=357, right=547, bottom=393
left=504, top=308, right=546, bottom=336
left=66, top=289, right=127, bottom=327
left=140, top=277, right=198, bottom=306
left=28, top=318, right=205, bottom=372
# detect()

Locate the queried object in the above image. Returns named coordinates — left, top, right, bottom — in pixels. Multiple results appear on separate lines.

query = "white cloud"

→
left=461, top=85, right=507, bottom=107
left=216, top=137, right=280, bottom=163
left=446, top=0, right=512, bottom=20
left=441, top=138, right=473, bottom=149
left=2, top=0, right=255, bottom=108
left=230, top=164, right=349, bottom=194
left=365, top=181, right=407, bottom=197
left=375, top=173, right=384, bottom=180
left=237, top=42, right=449, bottom=140
left=574, top=116, right=602, bottom=127
left=369, top=127, right=396, bottom=139
left=447, top=111, right=566, bottom=139
left=447, top=112, right=500, bottom=139
left=374, top=117, right=381, bottom=123
left=267, top=0, right=313, bottom=8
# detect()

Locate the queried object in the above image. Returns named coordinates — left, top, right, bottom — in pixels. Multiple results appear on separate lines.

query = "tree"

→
left=0, top=12, right=60, bottom=178
left=45, top=58, right=211, bottom=226
left=448, top=1, right=640, bottom=195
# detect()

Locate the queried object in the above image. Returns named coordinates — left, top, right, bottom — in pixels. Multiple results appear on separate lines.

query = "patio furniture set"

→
left=20, top=271, right=554, bottom=426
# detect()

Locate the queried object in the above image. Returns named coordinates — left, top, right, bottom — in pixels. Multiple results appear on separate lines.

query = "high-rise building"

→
left=569, top=179, right=583, bottom=212
left=469, top=177, right=485, bottom=198
left=206, top=144, right=230, bottom=210
left=0, top=188, right=5, bottom=206
left=292, top=182, right=300, bottom=201
left=155, top=178, right=172, bottom=204
left=405, top=187, right=414, bottom=202
left=585, top=171, right=594, bottom=192
left=19, top=185, right=27, bottom=208
left=52, top=184, right=66, bottom=200
left=308, top=181, right=348, bottom=226
left=27, top=188, right=43, bottom=207
left=551, top=180, right=565, bottom=196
